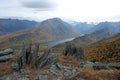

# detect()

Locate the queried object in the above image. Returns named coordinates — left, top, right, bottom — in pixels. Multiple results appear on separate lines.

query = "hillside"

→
left=0, top=19, right=37, bottom=35
left=90, top=21, right=120, bottom=35
left=85, top=33, right=120, bottom=64
left=74, top=22, right=95, bottom=34
left=52, top=28, right=112, bottom=53
left=0, top=18, right=80, bottom=49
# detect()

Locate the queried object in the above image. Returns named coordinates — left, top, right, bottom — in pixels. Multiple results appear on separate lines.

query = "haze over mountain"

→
left=74, top=22, right=95, bottom=34
left=0, top=19, right=37, bottom=35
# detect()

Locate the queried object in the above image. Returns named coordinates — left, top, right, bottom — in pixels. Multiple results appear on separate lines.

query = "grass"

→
left=58, top=55, right=79, bottom=67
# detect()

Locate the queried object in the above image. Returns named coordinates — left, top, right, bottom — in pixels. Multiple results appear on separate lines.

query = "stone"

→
left=93, top=62, right=120, bottom=70
left=63, top=44, right=85, bottom=64
left=38, top=75, right=47, bottom=80
left=0, top=48, right=14, bottom=56
left=0, top=54, right=14, bottom=62
left=49, top=64, right=63, bottom=76
left=12, top=62, right=19, bottom=70
left=82, top=61, right=94, bottom=69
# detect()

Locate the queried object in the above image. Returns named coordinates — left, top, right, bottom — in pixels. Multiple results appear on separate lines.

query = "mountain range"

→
left=0, top=18, right=81, bottom=49
left=0, top=18, right=120, bottom=50
left=0, top=19, right=37, bottom=35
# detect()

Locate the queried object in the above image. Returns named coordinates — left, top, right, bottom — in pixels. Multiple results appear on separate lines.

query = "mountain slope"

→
left=90, top=22, right=120, bottom=35
left=0, top=19, right=37, bottom=35
left=67, top=28, right=112, bottom=47
left=85, top=33, right=120, bottom=64
left=74, top=22, right=95, bottom=34
left=37, top=18, right=80, bottom=39
left=0, top=18, right=81, bottom=49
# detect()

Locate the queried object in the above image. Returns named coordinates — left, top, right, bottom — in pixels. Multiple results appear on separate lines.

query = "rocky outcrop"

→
left=0, top=48, right=13, bottom=56
left=49, top=63, right=78, bottom=77
left=63, top=44, right=85, bottom=64
left=0, top=48, right=14, bottom=62
left=93, top=62, right=120, bottom=70
left=16, top=43, right=39, bottom=70
left=82, top=61, right=120, bottom=70
left=16, top=43, right=57, bottom=70
left=37, top=49, right=57, bottom=69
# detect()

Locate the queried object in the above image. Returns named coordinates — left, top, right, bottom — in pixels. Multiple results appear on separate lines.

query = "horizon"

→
left=0, top=0, right=120, bottom=22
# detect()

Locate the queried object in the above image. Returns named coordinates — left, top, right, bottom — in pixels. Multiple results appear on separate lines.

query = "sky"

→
left=0, top=0, right=120, bottom=22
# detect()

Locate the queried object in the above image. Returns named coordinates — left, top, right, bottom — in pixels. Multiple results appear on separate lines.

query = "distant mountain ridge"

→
left=74, top=21, right=120, bottom=35
left=0, top=19, right=38, bottom=35
left=89, top=21, right=120, bottom=35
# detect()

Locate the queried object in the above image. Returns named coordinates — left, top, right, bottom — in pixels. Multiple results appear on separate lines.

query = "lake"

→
left=39, top=37, right=75, bottom=46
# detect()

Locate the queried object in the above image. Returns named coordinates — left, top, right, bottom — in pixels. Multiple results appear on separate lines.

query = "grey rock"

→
left=0, top=48, right=14, bottom=56
left=38, top=75, right=47, bottom=80
left=17, top=76, right=29, bottom=80
left=82, top=61, right=94, bottom=69
left=93, top=62, right=120, bottom=70
left=49, top=63, right=78, bottom=77
left=63, top=44, right=85, bottom=64
left=49, top=65, right=63, bottom=76
left=0, top=54, right=14, bottom=62
left=12, top=62, right=19, bottom=70
left=37, top=50, right=57, bottom=69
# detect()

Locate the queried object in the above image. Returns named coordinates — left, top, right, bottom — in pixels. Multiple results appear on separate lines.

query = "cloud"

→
left=21, top=0, right=57, bottom=10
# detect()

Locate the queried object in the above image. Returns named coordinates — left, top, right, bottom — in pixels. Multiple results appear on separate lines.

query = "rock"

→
left=37, top=50, right=57, bottom=69
left=17, top=76, right=29, bottom=80
left=38, top=75, right=47, bottom=80
left=82, top=61, right=94, bottom=69
left=63, top=44, right=85, bottom=64
left=12, top=62, right=19, bottom=70
left=0, top=48, right=13, bottom=56
left=49, top=64, right=63, bottom=76
left=0, top=72, right=20, bottom=80
left=49, top=63, right=78, bottom=77
left=0, top=54, right=14, bottom=62
left=93, top=62, right=120, bottom=70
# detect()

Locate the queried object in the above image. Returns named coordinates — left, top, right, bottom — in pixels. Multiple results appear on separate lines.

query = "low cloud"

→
left=21, top=0, right=57, bottom=10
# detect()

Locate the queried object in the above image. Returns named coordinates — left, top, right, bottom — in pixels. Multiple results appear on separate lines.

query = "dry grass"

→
left=47, top=74, right=57, bottom=80
left=58, top=55, right=79, bottom=67
left=64, top=68, right=120, bottom=80
left=0, top=61, right=15, bottom=77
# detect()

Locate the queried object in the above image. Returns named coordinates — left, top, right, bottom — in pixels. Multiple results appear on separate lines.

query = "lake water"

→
left=39, top=37, right=75, bottom=46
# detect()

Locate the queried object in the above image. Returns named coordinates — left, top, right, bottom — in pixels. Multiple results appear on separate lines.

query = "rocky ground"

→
left=0, top=44, right=120, bottom=80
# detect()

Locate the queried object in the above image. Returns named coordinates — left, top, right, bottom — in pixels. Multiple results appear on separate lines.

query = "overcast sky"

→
left=0, top=0, right=120, bottom=22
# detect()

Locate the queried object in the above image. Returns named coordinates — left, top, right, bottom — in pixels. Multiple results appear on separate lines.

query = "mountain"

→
left=52, top=27, right=116, bottom=53
left=85, top=33, right=120, bottom=64
left=0, top=18, right=81, bottom=49
left=74, top=22, right=95, bottom=34
left=65, top=28, right=112, bottom=47
left=0, top=19, right=38, bottom=35
left=73, top=21, right=120, bottom=35
left=64, top=21, right=120, bottom=47
left=36, top=18, right=80, bottom=39
left=90, top=22, right=120, bottom=35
